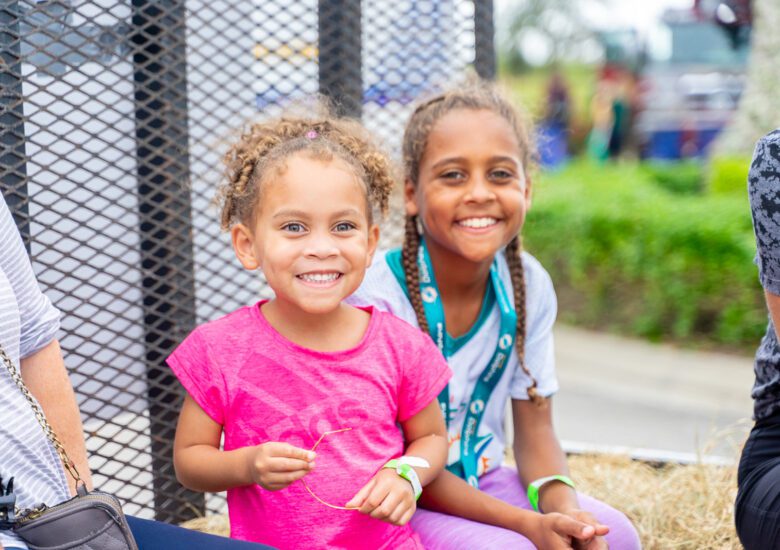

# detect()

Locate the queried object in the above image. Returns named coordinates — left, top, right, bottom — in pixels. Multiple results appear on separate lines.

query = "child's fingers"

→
left=267, top=455, right=315, bottom=472
left=568, top=510, right=609, bottom=537
left=358, top=482, right=391, bottom=515
left=266, top=442, right=316, bottom=462
left=398, top=506, right=415, bottom=526
left=270, top=468, right=311, bottom=482
left=551, top=515, right=596, bottom=541
left=264, top=469, right=311, bottom=489
left=369, top=490, right=402, bottom=521
left=345, top=478, right=376, bottom=508
left=387, top=498, right=413, bottom=525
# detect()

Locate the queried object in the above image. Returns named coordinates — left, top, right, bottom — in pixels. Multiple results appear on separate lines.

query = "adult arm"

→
left=748, top=130, right=780, bottom=336
left=766, top=291, right=780, bottom=341
left=1, top=193, right=92, bottom=494
left=20, top=339, right=93, bottom=494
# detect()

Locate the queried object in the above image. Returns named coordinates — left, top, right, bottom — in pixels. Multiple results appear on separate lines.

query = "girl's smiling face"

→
left=406, top=108, right=530, bottom=265
left=232, top=153, right=379, bottom=315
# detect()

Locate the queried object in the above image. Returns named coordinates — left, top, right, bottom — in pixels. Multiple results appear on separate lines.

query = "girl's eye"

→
left=440, top=170, right=466, bottom=182
left=490, top=169, right=514, bottom=180
left=334, top=221, right=356, bottom=232
left=282, top=222, right=306, bottom=233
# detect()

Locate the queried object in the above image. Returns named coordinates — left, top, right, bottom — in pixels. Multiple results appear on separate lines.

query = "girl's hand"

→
left=560, top=509, right=609, bottom=550
left=345, top=468, right=416, bottom=525
left=246, top=442, right=315, bottom=491
left=528, top=512, right=603, bottom=550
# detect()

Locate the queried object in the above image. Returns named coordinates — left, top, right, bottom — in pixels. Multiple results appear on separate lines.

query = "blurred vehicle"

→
left=633, top=0, right=752, bottom=160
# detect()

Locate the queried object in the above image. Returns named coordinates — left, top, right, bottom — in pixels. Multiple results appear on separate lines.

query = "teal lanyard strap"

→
left=417, top=240, right=517, bottom=488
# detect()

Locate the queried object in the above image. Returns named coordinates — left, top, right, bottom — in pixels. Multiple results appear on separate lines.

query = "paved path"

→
left=551, top=324, right=755, bottom=462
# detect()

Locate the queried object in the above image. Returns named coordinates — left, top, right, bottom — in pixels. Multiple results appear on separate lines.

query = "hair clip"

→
left=305, top=130, right=319, bottom=140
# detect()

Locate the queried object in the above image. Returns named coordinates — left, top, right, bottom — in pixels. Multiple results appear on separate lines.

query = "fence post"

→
left=474, top=0, right=496, bottom=80
left=0, top=1, right=30, bottom=249
left=318, top=0, right=362, bottom=118
left=130, top=0, right=203, bottom=523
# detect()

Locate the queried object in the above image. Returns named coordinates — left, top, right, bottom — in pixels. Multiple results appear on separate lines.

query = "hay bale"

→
left=180, top=514, right=230, bottom=537
left=568, top=454, right=739, bottom=550
left=180, top=455, right=741, bottom=549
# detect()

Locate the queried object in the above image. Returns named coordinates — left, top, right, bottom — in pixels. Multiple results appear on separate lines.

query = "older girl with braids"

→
left=349, top=82, right=641, bottom=549
left=168, top=111, right=451, bottom=548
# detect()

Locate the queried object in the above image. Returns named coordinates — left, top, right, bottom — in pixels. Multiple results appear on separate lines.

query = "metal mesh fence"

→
left=1, top=0, right=495, bottom=523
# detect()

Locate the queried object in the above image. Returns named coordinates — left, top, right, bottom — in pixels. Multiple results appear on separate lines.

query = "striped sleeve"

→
left=0, top=193, right=61, bottom=359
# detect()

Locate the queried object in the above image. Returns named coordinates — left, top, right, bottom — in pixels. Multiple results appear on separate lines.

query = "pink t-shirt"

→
left=167, top=302, right=451, bottom=549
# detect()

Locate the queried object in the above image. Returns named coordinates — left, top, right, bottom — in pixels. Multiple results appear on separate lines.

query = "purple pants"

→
left=411, top=467, right=641, bottom=549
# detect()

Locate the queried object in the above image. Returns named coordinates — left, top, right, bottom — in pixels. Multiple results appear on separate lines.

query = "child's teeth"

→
left=301, top=273, right=339, bottom=282
left=459, top=217, right=497, bottom=228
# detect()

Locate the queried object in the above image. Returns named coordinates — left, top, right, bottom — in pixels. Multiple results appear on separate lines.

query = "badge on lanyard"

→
left=416, top=240, right=517, bottom=488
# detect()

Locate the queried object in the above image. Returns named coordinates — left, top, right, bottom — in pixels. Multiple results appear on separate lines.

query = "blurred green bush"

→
left=642, top=160, right=704, bottom=195
left=708, top=156, right=751, bottom=195
left=525, top=161, right=765, bottom=348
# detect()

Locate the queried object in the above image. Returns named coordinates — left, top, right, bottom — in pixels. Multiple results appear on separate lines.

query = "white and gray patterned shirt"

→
left=0, top=192, right=70, bottom=548
left=749, top=129, right=780, bottom=421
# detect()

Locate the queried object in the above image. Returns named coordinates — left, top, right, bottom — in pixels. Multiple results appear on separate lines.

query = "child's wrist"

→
left=383, top=456, right=430, bottom=500
left=509, top=507, right=543, bottom=536
left=535, top=479, right=578, bottom=514
left=238, top=446, right=260, bottom=486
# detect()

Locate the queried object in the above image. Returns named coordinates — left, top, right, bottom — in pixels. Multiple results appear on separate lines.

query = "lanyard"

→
left=416, top=240, right=517, bottom=488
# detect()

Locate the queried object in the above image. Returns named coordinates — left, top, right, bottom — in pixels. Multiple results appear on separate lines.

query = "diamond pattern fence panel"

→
left=0, top=0, right=495, bottom=523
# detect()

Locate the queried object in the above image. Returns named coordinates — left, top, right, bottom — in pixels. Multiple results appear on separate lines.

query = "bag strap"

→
left=0, top=344, right=83, bottom=486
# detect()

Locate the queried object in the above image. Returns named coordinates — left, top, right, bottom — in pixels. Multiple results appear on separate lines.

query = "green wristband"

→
left=383, top=459, right=423, bottom=500
left=527, top=475, right=575, bottom=512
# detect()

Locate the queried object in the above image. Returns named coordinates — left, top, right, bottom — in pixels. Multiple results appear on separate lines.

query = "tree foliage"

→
left=500, top=0, right=605, bottom=72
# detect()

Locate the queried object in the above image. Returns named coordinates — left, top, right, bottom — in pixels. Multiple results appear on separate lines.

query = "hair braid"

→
left=402, top=214, right=429, bottom=333
left=506, top=236, right=544, bottom=406
left=221, top=152, right=260, bottom=229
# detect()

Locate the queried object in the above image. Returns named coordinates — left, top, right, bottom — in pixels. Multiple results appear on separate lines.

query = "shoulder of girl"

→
left=189, top=305, right=255, bottom=340
left=519, top=251, right=553, bottom=285
left=375, top=309, right=425, bottom=339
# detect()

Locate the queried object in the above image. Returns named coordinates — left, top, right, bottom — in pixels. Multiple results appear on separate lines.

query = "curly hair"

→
left=400, top=80, right=544, bottom=406
left=217, top=109, right=396, bottom=231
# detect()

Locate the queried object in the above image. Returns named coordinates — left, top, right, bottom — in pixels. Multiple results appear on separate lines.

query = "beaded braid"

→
left=401, top=214, right=429, bottom=333
left=400, top=79, right=544, bottom=404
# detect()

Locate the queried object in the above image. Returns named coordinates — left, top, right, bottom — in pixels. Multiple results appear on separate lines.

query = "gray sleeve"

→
left=748, top=129, right=780, bottom=296
left=0, top=193, right=61, bottom=358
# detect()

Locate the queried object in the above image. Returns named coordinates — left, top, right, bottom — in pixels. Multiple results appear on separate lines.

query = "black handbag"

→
left=0, top=345, right=138, bottom=550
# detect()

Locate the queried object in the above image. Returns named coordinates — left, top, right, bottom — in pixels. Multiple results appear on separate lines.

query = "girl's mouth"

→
left=296, top=272, right=343, bottom=287
left=455, top=217, right=500, bottom=231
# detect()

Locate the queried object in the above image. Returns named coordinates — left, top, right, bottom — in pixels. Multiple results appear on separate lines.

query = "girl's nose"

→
left=466, top=176, right=496, bottom=203
left=303, top=233, right=340, bottom=259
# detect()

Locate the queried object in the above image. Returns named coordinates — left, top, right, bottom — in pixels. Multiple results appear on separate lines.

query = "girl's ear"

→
left=366, top=223, right=380, bottom=267
left=231, top=223, right=260, bottom=270
left=404, top=179, right=419, bottom=216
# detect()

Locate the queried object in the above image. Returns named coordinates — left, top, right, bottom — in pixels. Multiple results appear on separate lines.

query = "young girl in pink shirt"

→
left=167, top=112, right=451, bottom=549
